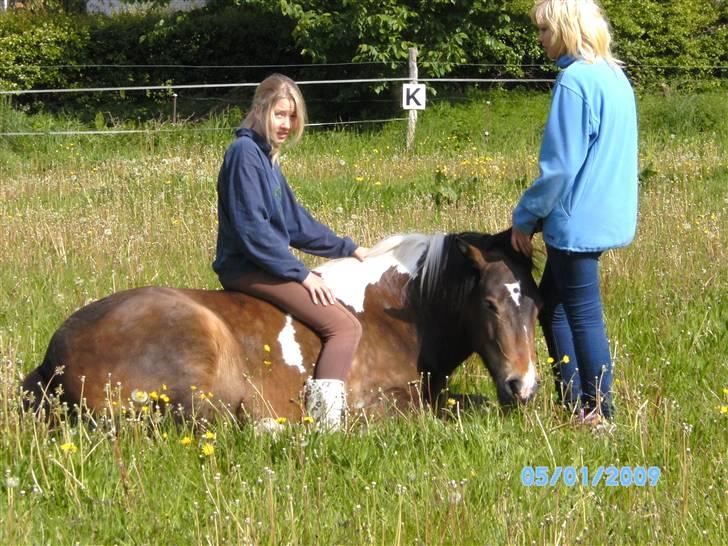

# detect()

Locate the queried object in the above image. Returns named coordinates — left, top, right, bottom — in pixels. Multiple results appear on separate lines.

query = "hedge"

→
left=0, top=0, right=725, bottom=118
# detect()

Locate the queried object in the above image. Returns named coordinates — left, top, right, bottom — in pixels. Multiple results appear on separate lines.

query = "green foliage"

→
left=0, top=5, right=297, bottom=118
left=0, top=12, right=89, bottom=91
left=245, top=0, right=538, bottom=78
left=0, top=0, right=725, bottom=121
left=243, top=0, right=725, bottom=88
left=602, top=0, right=727, bottom=88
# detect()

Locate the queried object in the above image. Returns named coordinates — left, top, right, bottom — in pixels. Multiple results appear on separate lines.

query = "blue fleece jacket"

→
left=512, top=55, right=639, bottom=252
left=213, top=128, right=357, bottom=283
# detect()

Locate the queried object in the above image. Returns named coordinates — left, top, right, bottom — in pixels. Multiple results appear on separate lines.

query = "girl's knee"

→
left=347, top=315, right=363, bottom=343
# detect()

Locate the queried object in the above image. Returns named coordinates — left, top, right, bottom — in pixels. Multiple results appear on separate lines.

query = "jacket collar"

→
left=556, top=55, right=578, bottom=69
left=236, top=127, right=272, bottom=156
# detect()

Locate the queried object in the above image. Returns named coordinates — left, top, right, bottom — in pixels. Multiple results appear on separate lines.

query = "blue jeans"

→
left=539, top=246, right=614, bottom=418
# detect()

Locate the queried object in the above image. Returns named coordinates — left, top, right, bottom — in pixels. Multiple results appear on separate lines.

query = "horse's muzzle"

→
left=507, top=377, right=538, bottom=404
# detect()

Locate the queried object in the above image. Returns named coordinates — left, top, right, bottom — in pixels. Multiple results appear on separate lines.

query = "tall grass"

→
left=1, top=90, right=726, bottom=544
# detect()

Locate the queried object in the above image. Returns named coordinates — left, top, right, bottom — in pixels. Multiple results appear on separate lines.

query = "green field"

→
left=1, top=90, right=726, bottom=544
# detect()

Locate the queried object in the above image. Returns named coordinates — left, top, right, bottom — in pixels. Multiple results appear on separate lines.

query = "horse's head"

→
left=453, top=230, right=541, bottom=406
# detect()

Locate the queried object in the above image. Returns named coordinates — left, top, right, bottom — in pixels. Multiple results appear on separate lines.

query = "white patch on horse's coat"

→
left=315, top=234, right=435, bottom=312
left=277, top=315, right=306, bottom=373
left=505, top=282, right=521, bottom=307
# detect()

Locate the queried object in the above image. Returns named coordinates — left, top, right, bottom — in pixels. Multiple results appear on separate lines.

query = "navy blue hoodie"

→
left=213, top=128, right=356, bottom=283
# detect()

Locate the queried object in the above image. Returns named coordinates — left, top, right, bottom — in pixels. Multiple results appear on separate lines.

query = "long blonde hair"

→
left=531, top=0, right=620, bottom=64
left=241, top=74, right=307, bottom=163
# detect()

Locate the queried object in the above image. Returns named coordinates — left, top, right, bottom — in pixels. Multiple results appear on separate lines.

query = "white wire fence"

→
left=2, top=60, right=724, bottom=138
left=0, top=74, right=556, bottom=138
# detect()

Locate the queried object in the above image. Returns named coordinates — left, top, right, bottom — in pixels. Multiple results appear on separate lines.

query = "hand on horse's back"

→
left=302, top=272, right=337, bottom=305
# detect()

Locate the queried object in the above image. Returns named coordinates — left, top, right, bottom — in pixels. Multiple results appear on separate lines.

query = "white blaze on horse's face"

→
left=516, top=325, right=538, bottom=399
left=505, top=282, right=521, bottom=307
left=277, top=315, right=306, bottom=373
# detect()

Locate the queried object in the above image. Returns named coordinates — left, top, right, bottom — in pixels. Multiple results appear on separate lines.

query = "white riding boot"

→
left=305, top=378, right=347, bottom=431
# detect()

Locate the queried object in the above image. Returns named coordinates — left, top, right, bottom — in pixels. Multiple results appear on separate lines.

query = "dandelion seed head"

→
left=131, top=389, right=149, bottom=404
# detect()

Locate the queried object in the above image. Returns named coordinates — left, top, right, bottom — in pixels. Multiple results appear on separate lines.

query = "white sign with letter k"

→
left=402, top=84, right=426, bottom=110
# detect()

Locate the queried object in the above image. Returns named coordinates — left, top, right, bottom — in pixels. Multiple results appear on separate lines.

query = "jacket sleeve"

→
left=281, top=179, right=357, bottom=258
left=512, top=82, right=592, bottom=234
left=220, top=145, right=309, bottom=282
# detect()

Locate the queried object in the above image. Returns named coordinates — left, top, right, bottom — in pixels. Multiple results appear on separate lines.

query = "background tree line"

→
left=0, top=0, right=725, bottom=120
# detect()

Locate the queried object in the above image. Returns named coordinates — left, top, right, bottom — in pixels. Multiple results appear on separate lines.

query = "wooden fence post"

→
left=406, top=47, right=418, bottom=151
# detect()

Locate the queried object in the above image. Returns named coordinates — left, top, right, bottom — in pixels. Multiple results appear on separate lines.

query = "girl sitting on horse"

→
left=213, top=74, right=368, bottom=430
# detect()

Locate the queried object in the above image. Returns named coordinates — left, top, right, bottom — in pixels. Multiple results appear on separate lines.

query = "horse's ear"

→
left=455, top=236, right=487, bottom=269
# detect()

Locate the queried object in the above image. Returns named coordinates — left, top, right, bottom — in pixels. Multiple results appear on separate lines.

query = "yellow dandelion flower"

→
left=141, top=405, right=150, bottom=414
left=275, top=417, right=287, bottom=424
left=180, top=436, right=192, bottom=446
left=162, top=432, right=168, bottom=439
left=207, top=392, right=214, bottom=398
left=150, top=391, right=159, bottom=401
left=721, top=406, right=728, bottom=414
left=562, top=355, right=570, bottom=364
left=263, top=344, right=271, bottom=353
left=201, top=443, right=215, bottom=456
left=374, top=181, right=382, bottom=186
left=131, top=389, right=149, bottom=404
left=447, top=398, right=457, bottom=408
left=60, top=442, right=78, bottom=454
left=303, top=416, right=314, bottom=424
left=190, top=385, right=198, bottom=391
left=355, top=176, right=364, bottom=182
left=546, top=357, right=555, bottom=364
left=203, top=431, right=216, bottom=440
left=723, top=388, right=728, bottom=396
left=264, top=360, right=272, bottom=366
left=162, top=384, right=168, bottom=391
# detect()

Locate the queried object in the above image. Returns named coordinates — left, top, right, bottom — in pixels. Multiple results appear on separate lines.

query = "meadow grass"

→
left=0, top=90, right=726, bottom=544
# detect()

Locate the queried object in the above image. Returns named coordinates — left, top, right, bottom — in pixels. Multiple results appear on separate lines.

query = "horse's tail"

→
left=21, top=348, right=60, bottom=417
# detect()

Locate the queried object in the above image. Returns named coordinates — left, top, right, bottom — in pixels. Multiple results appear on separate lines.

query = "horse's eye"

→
left=484, top=299, right=498, bottom=313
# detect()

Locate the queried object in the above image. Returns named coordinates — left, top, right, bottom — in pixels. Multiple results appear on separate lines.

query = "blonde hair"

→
left=242, top=74, right=307, bottom=162
left=531, top=0, right=620, bottom=64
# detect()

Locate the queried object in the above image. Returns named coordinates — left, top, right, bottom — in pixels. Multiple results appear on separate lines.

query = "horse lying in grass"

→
left=22, top=229, right=541, bottom=423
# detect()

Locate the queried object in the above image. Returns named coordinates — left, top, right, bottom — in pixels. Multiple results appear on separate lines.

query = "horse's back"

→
left=24, top=287, right=319, bottom=419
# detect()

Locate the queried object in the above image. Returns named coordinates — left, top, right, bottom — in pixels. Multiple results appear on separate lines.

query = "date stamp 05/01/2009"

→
left=520, top=466, right=662, bottom=488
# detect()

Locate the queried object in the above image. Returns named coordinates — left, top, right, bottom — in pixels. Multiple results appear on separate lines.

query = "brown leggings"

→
left=222, top=270, right=362, bottom=381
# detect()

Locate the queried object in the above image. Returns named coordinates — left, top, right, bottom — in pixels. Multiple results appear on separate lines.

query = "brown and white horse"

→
left=22, top=229, right=541, bottom=422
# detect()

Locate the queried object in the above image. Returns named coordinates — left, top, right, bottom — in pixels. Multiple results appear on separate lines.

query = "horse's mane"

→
left=417, top=228, right=534, bottom=306
left=316, top=230, right=531, bottom=313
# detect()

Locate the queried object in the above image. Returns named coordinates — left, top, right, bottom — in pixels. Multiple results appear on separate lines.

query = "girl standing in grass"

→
left=510, top=0, right=638, bottom=425
left=213, top=74, right=368, bottom=430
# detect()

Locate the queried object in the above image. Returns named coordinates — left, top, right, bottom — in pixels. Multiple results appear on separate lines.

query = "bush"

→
left=602, top=0, right=727, bottom=88
left=0, top=12, right=89, bottom=91
left=0, top=0, right=724, bottom=120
